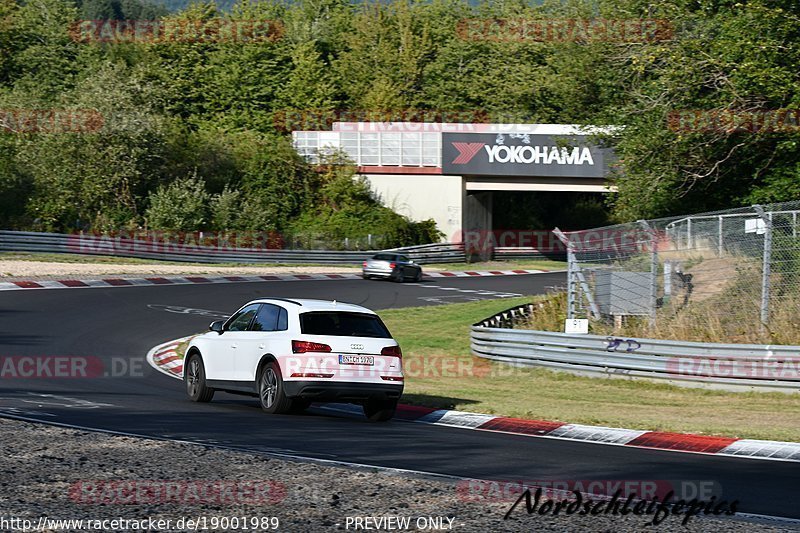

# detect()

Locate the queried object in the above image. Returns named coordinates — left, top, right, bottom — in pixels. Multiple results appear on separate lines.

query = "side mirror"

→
left=209, top=320, right=224, bottom=334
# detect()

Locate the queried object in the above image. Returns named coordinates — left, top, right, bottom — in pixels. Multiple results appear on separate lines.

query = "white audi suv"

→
left=183, top=298, right=404, bottom=421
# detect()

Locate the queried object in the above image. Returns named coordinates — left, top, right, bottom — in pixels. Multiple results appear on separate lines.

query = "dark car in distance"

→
left=362, top=253, right=423, bottom=282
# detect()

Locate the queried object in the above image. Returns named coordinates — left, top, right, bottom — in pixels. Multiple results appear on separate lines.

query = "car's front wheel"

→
left=185, top=354, right=214, bottom=403
left=258, top=362, right=293, bottom=414
left=363, top=398, right=397, bottom=422
left=413, top=269, right=422, bottom=282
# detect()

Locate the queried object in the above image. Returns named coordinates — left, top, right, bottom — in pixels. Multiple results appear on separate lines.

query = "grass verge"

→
left=377, top=298, right=800, bottom=442
left=426, top=259, right=566, bottom=272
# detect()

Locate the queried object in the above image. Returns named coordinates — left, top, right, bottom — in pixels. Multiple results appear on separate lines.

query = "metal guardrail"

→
left=471, top=309, right=800, bottom=393
left=0, top=230, right=465, bottom=265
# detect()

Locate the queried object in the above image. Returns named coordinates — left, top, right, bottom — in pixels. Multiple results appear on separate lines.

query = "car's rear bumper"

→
left=283, top=380, right=403, bottom=402
left=363, top=267, right=393, bottom=278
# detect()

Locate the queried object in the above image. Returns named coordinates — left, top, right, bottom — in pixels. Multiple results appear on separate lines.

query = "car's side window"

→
left=226, top=304, right=260, bottom=331
left=399, top=255, right=410, bottom=262
left=277, top=307, right=288, bottom=331
left=251, top=304, right=286, bottom=332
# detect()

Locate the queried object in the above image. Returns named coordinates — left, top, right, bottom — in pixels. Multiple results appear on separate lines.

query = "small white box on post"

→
left=564, top=318, right=589, bottom=334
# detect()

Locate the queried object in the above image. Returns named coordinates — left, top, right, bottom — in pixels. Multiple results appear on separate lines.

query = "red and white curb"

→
left=146, top=339, right=800, bottom=463
left=0, top=269, right=547, bottom=291
left=146, top=337, right=194, bottom=379
left=324, top=404, right=800, bottom=463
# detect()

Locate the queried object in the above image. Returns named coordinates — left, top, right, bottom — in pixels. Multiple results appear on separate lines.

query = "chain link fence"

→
left=556, top=200, right=800, bottom=343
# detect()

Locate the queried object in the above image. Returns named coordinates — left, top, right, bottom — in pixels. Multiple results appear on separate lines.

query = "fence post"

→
left=718, top=215, right=724, bottom=257
left=639, top=220, right=658, bottom=327
left=753, top=205, right=772, bottom=329
left=687, top=218, right=693, bottom=249
left=553, top=228, right=576, bottom=319
left=554, top=228, right=600, bottom=320
left=567, top=248, right=577, bottom=320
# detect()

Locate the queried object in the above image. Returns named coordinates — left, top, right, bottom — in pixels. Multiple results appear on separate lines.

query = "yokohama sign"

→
left=442, top=132, right=614, bottom=177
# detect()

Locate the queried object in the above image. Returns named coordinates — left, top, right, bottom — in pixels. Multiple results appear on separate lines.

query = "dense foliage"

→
left=1, top=0, right=798, bottom=240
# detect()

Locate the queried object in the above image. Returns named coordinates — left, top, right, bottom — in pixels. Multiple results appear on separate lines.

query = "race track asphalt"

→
left=1, top=272, right=798, bottom=521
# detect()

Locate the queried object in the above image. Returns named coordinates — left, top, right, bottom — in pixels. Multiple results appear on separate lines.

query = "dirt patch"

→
left=683, top=257, right=750, bottom=302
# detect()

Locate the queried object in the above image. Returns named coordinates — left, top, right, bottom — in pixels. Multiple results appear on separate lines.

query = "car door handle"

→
left=230, top=344, right=238, bottom=349
left=258, top=344, right=265, bottom=350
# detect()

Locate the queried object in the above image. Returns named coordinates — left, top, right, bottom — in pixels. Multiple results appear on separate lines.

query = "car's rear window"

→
left=372, top=253, right=395, bottom=261
left=300, top=311, right=392, bottom=338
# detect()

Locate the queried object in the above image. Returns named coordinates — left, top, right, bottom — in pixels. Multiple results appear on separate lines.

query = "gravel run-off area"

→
left=0, top=260, right=362, bottom=280
left=0, top=418, right=792, bottom=533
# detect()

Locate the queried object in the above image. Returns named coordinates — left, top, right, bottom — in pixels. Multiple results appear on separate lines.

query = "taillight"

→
left=362, top=261, right=367, bottom=267
left=389, top=262, right=396, bottom=269
left=381, top=345, right=402, bottom=358
left=292, top=340, right=332, bottom=353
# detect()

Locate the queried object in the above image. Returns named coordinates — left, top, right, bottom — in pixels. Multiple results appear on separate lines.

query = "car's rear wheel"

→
left=185, top=355, right=214, bottom=403
left=258, top=362, right=292, bottom=414
left=363, top=398, right=397, bottom=422
left=390, top=269, right=403, bottom=283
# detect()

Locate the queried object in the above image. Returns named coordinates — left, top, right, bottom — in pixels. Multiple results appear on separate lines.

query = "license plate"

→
left=339, top=354, right=374, bottom=366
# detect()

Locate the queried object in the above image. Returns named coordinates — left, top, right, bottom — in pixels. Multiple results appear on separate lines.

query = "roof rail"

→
left=262, top=298, right=303, bottom=306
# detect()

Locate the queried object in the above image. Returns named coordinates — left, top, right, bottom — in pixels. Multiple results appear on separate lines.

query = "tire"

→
left=413, top=269, right=422, bottom=282
left=390, top=268, right=403, bottom=283
left=185, top=354, right=214, bottom=403
left=258, top=362, right=293, bottom=414
left=363, top=398, right=397, bottom=422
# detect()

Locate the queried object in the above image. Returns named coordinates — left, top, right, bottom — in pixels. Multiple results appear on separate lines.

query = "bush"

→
left=288, top=168, right=443, bottom=249
left=209, top=186, right=242, bottom=230
left=145, top=175, right=210, bottom=231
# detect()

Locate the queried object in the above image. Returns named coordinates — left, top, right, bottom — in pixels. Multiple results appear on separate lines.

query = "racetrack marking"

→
left=718, top=439, right=800, bottom=461
left=416, top=410, right=496, bottom=429
left=146, top=336, right=194, bottom=379
left=418, top=296, right=484, bottom=304
left=408, top=283, right=522, bottom=304
left=147, top=304, right=229, bottom=319
left=548, top=424, right=647, bottom=445
left=0, top=407, right=57, bottom=417
left=21, top=393, right=115, bottom=410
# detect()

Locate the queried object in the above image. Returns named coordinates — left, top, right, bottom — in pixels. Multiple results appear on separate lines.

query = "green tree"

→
left=145, top=175, right=211, bottom=231
left=274, top=41, right=338, bottom=110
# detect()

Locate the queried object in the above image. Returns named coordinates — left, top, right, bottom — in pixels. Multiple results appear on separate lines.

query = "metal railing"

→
left=0, top=230, right=465, bottom=265
left=470, top=324, right=800, bottom=393
left=556, top=200, right=800, bottom=333
left=664, top=209, right=800, bottom=252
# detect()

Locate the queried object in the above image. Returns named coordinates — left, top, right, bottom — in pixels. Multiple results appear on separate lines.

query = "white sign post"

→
left=564, top=319, right=589, bottom=334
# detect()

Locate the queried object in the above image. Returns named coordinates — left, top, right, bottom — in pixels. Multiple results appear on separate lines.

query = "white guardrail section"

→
left=0, top=230, right=465, bottom=265
left=471, top=305, right=800, bottom=393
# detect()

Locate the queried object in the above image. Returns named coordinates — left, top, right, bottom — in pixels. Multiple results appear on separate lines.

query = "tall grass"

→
left=524, top=271, right=800, bottom=345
